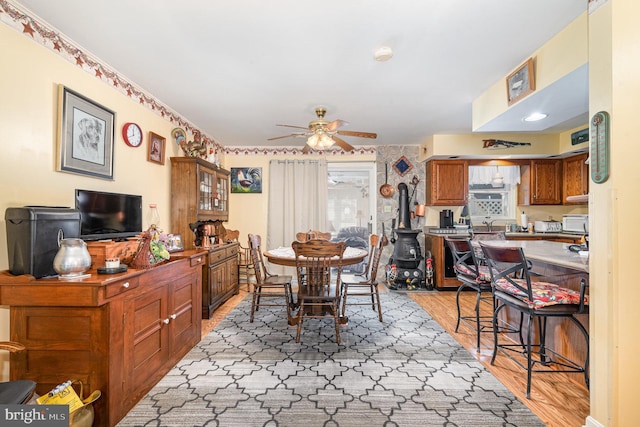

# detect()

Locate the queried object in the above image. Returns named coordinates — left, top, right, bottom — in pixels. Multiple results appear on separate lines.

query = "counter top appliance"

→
left=562, top=214, right=589, bottom=233
left=534, top=220, right=562, bottom=233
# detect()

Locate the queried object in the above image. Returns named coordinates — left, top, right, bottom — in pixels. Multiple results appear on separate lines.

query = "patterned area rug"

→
left=117, top=293, right=544, bottom=426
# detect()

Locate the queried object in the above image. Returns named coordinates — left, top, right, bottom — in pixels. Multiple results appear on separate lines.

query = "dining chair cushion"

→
left=495, top=278, right=589, bottom=309
left=454, top=263, right=491, bottom=283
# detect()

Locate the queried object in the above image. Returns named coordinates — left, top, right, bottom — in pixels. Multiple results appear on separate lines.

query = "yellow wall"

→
left=0, top=22, right=185, bottom=375
left=589, top=2, right=640, bottom=426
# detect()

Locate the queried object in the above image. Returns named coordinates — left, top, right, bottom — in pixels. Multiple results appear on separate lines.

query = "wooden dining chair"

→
left=248, top=234, right=294, bottom=323
left=0, top=341, right=37, bottom=404
left=292, top=239, right=346, bottom=344
left=295, top=230, right=332, bottom=242
left=225, top=229, right=254, bottom=291
left=480, top=242, right=589, bottom=398
left=340, top=234, right=386, bottom=322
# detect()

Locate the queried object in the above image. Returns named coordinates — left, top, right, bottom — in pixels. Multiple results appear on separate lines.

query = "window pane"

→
left=327, top=163, right=375, bottom=237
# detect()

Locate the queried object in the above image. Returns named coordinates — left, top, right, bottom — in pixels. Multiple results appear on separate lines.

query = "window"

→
left=468, top=166, right=520, bottom=222
left=327, top=163, right=376, bottom=237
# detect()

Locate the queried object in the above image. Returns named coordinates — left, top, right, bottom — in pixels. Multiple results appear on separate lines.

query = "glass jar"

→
left=148, top=204, right=160, bottom=228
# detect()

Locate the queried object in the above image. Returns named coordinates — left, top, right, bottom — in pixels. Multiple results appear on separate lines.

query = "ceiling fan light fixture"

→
left=374, top=46, right=393, bottom=62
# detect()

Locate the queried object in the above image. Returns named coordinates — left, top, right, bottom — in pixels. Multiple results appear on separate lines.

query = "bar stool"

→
left=480, top=242, right=589, bottom=398
left=445, top=237, right=494, bottom=351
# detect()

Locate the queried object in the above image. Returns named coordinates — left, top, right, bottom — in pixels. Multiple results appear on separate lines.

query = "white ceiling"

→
left=15, top=0, right=588, bottom=149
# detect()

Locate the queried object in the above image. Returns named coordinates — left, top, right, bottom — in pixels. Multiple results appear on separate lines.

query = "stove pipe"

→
left=397, top=183, right=412, bottom=229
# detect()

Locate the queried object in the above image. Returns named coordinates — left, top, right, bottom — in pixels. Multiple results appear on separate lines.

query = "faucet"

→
left=482, top=217, right=495, bottom=232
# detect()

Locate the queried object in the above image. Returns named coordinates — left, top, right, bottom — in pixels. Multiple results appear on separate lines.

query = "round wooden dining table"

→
left=264, top=246, right=368, bottom=267
left=264, top=245, right=368, bottom=325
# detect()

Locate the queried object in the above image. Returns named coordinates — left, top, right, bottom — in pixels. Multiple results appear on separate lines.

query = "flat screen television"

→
left=75, top=189, right=143, bottom=241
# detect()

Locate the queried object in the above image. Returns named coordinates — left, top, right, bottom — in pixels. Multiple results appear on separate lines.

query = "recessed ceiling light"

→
left=374, top=46, right=393, bottom=62
left=523, top=112, right=548, bottom=122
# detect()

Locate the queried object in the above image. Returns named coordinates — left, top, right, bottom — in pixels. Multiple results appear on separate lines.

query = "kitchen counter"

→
left=478, top=239, right=589, bottom=272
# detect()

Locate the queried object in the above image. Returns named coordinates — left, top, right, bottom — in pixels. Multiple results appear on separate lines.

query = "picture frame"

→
left=166, top=234, right=184, bottom=253
left=56, top=85, right=115, bottom=180
left=148, top=132, right=166, bottom=165
left=506, top=57, right=535, bottom=106
left=231, top=167, right=262, bottom=193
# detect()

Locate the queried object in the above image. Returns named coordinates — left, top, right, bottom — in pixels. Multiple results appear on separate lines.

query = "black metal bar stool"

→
left=480, top=242, right=589, bottom=398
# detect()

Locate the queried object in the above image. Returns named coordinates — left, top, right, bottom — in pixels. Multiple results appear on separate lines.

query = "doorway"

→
left=327, top=162, right=376, bottom=238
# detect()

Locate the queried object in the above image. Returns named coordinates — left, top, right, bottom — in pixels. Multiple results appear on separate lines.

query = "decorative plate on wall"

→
left=392, top=155, right=413, bottom=177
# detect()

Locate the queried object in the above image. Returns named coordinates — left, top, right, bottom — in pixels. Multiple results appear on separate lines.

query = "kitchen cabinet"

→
left=425, top=160, right=468, bottom=206
left=171, top=157, right=230, bottom=250
left=563, top=153, right=589, bottom=204
left=0, top=252, right=205, bottom=427
left=518, top=159, right=562, bottom=205
left=203, top=242, right=239, bottom=318
left=424, top=233, right=461, bottom=289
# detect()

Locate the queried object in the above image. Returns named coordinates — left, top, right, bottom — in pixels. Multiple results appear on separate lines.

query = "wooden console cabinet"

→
left=203, top=242, right=239, bottom=318
left=0, top=251, right=205, bottom=427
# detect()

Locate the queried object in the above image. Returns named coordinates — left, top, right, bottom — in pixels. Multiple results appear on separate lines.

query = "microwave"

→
left=562, top=214, right=589, bottom=233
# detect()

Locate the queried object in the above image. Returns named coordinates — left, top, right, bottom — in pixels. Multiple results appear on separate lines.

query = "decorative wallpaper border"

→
left=225, top=146, right=377, bottom=156
left=0, top=0, right=377, bottom=158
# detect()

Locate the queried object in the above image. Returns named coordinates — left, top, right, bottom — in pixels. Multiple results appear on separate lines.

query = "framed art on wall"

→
left=231, top=167, right=262, bottom=193
left=148, top=132, right=166, bottom=165
left=56, top=85, right=115, bottom=180
left=506, top=57, right=535, bottom=106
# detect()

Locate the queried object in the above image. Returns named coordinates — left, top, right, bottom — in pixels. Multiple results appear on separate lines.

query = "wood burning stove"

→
left=386, top=183, right=425, bottom=289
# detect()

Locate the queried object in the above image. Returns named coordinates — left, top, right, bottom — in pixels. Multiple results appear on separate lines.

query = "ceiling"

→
left=14, top=0, right=588, bottom=149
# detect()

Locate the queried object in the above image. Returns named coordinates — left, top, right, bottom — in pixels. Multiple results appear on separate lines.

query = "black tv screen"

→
left=75, top=189, right=143, bottom=241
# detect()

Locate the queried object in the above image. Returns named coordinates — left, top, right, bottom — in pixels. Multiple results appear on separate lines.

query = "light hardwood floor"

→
left=202, top=285, right=590, bottom=427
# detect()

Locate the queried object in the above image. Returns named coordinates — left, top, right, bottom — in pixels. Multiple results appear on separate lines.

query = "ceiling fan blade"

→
left=276, top=124, right=309, bottom=130
left=327, top=119, right=348, bottom=131
left=337, top=130, right=377, bottom=139
left=332, top=136, right=354, bottom=152
left=267, top=133, right=306, bottom=141
left=302, top=144, right=311, bottom=154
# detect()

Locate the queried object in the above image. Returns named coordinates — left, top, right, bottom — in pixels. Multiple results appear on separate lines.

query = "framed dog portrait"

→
left=56, top=85, right=115, bottom=180
left=148, top=131, right=166, bottom=165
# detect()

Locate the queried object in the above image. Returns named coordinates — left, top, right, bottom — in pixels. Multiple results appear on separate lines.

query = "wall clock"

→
left=122, top=122, right=143, bottom=147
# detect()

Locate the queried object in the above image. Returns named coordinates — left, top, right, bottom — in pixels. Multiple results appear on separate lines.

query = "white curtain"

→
left=468, top=165, right=521, bottom=186
left=267, top=159, right=328, bottom=250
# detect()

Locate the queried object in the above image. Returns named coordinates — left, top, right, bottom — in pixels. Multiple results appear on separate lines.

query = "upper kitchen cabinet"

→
left=518, top=159, right=562, bottom=205
left=425, top=160, right=468, bottom=206
left=563, top=153, right=589, bottom=204
left=171, top=157, right=230, bottom=249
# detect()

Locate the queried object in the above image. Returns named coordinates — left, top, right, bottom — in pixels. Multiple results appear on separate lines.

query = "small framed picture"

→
left=148, top=132, right=166, bottom=165
left=166, top=234, right=184, bottom=252
left=231, top=167, right=262, bottom=193
left=506, top=58, right=535, bottom=106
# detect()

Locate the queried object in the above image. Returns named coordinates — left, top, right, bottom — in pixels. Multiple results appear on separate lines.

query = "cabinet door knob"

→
left=170, top=314, right=177, bottom=320
left=122, top=282, right=130, bottom=289
left=162, top=318, right=170, bottom=324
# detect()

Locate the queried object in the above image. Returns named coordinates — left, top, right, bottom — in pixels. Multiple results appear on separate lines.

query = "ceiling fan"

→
left=268, top=107, right=377, bottom=153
